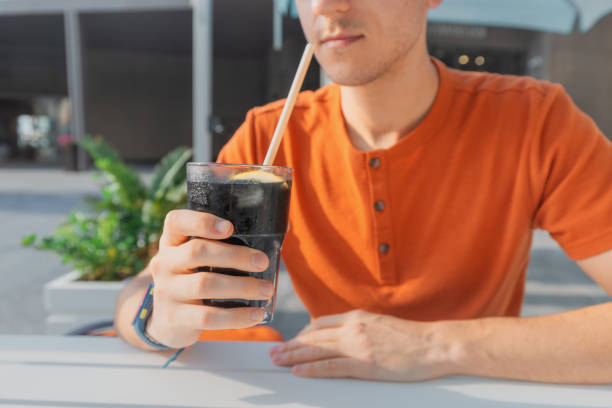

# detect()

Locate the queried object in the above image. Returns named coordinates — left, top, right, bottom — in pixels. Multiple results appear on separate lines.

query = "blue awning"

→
left=428, top=0, right=612, bottom=34
left=428, top=0, right=575, bottom=34
left=278, top=0, right=612, bottom=34
left=573, top=0, right=612, bottom=32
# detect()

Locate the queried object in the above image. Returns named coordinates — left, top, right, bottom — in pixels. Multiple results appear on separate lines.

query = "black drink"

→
left=187, top=166, right=291, bottom=323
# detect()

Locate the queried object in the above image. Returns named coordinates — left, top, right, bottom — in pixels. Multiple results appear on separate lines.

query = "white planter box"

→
left=44, top=271, right=129, bottom=335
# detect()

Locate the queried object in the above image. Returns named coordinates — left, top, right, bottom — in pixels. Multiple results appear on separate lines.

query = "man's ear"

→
left=427, top=0, right=443, bottom=10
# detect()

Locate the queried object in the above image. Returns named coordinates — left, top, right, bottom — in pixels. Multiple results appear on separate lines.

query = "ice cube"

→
left=234, top=185, right=264, bottom=208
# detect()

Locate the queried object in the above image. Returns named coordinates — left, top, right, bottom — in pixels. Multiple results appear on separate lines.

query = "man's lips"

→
left=320, top=34, right=364, bottom=49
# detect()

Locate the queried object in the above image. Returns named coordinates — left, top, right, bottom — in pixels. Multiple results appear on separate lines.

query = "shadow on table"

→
left=215, top=371, right=612, bottom=408
left=1, top=378, right=610, bottom=408
left=3, top=336, right=612, bottom=408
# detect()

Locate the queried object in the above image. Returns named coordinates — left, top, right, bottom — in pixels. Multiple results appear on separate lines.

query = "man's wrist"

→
left=144, top=313, right=167, bottom=347
left=423, top=320, right=471, bottom=377
left=131, top=283, right=171, bottom=350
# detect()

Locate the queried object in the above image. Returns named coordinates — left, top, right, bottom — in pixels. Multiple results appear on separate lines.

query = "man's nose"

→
left=311, top=0, right=350, bottom=16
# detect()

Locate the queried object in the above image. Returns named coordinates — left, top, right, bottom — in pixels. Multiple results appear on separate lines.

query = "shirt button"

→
left=378, top=243, right=390, bottom=254
left=374, top=201, right=385, bottom=211
left=369, top=158, right=381, bottom=168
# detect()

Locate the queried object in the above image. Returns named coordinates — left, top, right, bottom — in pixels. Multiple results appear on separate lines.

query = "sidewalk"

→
left=0, top=165, right=609, bottom=339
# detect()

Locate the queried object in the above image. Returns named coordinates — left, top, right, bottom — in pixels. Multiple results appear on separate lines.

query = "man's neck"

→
left=340, top=52, right=439, bottom=152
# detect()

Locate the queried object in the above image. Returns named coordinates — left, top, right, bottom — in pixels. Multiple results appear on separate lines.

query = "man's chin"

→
left=323, top=71, right=381, bottom=87
left=318, top=56, right=385, bottom=87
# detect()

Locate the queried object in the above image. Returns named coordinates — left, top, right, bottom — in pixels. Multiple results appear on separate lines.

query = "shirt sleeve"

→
left=531, top=85, right=612, bottom=260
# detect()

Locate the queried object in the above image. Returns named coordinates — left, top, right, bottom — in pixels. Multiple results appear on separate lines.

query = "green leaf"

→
left=149, top=147, right=192, bottom=201
left=79, top=136, right=120, bottom=163
left=165, top=183, right=188, bottom=204
left=143, top=146, right=191, bottom=224
left=21, top=234, right=37, bottom=246
left=23, top=138, right=189, bottom=281
left=78, top=137, right=146, bottom=208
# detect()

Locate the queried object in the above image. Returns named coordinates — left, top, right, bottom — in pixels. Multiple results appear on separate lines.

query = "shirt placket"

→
left=366, top=151, right=396, bottom=285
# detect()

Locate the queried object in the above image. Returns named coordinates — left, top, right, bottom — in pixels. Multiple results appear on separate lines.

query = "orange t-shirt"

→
left=218, top=59, right=612, bottom=321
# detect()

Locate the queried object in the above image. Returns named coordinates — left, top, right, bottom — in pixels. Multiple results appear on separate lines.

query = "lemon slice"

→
left=231, top=170, right=285, bottom=184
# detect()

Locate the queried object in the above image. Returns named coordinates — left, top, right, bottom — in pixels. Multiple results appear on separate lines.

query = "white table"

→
left=0, top=335, right=611, bottom=407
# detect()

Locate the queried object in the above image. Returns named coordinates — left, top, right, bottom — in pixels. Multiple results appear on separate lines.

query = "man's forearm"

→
left=435, top=302, right=612, bottom=383
left=114, top=268, right=159, bottom=351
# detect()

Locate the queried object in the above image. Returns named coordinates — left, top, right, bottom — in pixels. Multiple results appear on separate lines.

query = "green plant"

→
left=22, top=137, right=192, bottom=281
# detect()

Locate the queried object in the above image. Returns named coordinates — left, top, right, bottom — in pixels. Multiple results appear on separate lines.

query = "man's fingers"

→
left=167, top=272, right=274, bottom=301
left=178, top=239, right=269, bottom=272
left=165, top=303, right=266, bottom=330
left=291, top=358, right=357, bottom=378
left=151, top=239, right=269, bottom=278
left=160, top=209, right=233, bottom=247
left=270, top=342, right=341, bottom=367
left=272, top=328, right=340, bottom=353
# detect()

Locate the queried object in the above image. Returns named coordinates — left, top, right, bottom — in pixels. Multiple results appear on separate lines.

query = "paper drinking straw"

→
left=263, top=43, right=315, bottom=166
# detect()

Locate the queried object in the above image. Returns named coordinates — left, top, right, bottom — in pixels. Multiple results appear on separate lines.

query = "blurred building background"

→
left=0, top=0, right=320, bottom=167
left=0, top=0, right=611, bottom=168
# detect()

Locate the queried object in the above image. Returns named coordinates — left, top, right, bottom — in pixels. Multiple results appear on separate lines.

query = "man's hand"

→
left=268, top=310, right=453, bottom=381
left=145, top=209, right=273, bottom=349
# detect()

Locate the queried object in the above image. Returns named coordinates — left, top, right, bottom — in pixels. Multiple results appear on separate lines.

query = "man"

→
left=116, top=0, right=612, bottom=383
